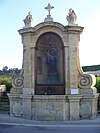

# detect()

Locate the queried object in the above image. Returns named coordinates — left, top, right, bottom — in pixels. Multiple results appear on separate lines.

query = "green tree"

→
left=2, top=66, right=8, bottom=75
left=95, top=77, right=100, bottom=93
left=0, top=76, right=12, bottom=92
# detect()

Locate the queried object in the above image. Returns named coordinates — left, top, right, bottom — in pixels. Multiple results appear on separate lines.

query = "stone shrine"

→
left=8, top=4, right=98, bottom=121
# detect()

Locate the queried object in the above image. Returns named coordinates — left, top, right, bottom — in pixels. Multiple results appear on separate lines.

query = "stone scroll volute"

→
left=78, top=74, right=96, bottom=89
left=11, top=69, right=24, bottom=93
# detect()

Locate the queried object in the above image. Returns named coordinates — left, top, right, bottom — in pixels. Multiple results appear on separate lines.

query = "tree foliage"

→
left=82, top=65, right=100, bottom=72
left=0, top=66, right=21, bottom=76
left=95, top=77, right=100, bottom=93
left=0, top=66, right=20, bottom=92
left=0, top=76, right=12, bottom=92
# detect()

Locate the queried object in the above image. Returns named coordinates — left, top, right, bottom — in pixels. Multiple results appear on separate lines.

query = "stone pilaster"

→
left=18, top=29, right=35, bottom=95
left=21, top=95, right=32, bottom=119
left=64, top=46, right=70, bottom=94
left=66, top=26, right=83, bottom=94
left=7, top=93, right=22, bottom=117
left=91, top=95, right=98, bottom=119
left=23, top=33, right=32, bottom=88
left=18, top=29, right=32, bottom=89
left=31, top=47, right=35, bottom=95
left=7, top=93, right=14, bottom=116
left=68, top=95, right=82, bottom=120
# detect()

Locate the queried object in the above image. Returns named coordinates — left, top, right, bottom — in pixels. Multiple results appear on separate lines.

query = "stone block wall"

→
left=80, top=96, right=98, bottom=119
left=31, top=95, right=69, bottom=121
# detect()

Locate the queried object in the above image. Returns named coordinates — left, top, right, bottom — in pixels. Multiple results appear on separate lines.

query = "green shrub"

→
left=0, top=76, right=12, bottom=92
left=82, top=65, right=100, bottom=72
left=95, top=77, right=100, bottom=93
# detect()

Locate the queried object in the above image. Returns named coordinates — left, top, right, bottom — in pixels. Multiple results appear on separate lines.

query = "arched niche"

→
left=35, top=32, right=65, bottom=95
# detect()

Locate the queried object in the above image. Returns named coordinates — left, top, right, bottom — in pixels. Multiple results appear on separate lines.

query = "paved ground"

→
left=0, top=114, right=100, bottom=127
left=0, top=114, right=100, bottom=133
left=0, top=124, right=100, bottom=133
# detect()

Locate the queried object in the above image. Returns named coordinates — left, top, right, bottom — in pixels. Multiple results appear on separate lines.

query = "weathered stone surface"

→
left=23, top=88, right=32, bottom=95
left=13, top=103, right=22, bottom=117
left=80, top=102, right=91, bottom=119
left=68, top=95, right=82, bottom=120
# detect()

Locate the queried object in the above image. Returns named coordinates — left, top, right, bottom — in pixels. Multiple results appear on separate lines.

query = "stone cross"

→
left=45, top=3, right=54, bottom=16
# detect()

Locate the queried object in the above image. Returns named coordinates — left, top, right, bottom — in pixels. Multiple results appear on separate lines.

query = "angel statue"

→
left=66, top=8, right=77, bottom=25
left=23, top=11, right=33, bottom=28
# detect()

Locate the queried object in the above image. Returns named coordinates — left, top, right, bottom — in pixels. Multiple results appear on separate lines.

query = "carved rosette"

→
left=12, top=69, right=24, bottom=89
left=78, top=74, right=96, bottom=89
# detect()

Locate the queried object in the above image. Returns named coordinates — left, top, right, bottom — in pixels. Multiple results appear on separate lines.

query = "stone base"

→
left=7, top=93, right=32, bottom=119
left=32, top=95, right=69, bottom=121
left=80, top=95, right=98, bottom=120
left=23, top=25, right=32, bottom=29
left=68, top=23, right=78, bottom=26
left=44, top=15, right=53, bottom=22
left=7, top=93, right=98, bottom=121
left=68, top=95, right=82, bottom=120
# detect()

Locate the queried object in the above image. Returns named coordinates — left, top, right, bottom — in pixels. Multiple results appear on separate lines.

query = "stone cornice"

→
left=65, top=25, right=84, bottom=33
left=18, top=22, right=84, bottom=36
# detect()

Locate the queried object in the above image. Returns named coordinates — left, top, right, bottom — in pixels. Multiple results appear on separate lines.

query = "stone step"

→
left=0, top=92, right=10, bottom=114
left=0, top=105, right=10, bottom=111
left=0, top=108, right=9, bottom=112
left=0, top=101, right=9, bottom=105
left=0, top=103, right=9, bottom=107
left=0, top=110, right=10, bottom=114
left=0, top=98, right=9, bottom=102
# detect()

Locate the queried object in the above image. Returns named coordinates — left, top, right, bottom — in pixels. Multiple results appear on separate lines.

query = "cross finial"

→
left=45, top=3, right=54, bottom=16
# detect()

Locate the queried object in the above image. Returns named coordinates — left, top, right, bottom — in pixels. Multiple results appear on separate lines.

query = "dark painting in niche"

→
left=35, top=32, right=65, bottom=95
left=37, top=56, right=42, bottom=75
left=46, top=48, right=59, bottom=84
left=46, top=48, right=57, bottom=74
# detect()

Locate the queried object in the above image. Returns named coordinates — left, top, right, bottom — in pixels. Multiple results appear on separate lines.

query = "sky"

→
left=0, top=0, right=100, bottom=69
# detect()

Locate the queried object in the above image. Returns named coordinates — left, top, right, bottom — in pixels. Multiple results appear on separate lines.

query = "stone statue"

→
left=66, top=8, right=77, bottom=25
left=23, top=11, right=33, bottom=28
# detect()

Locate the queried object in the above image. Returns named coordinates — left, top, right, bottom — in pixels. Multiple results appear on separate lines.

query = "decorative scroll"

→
left=12, top=69, right=24, bottom=89
left=78, top=74, right=96, bottom=89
